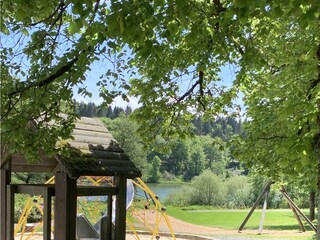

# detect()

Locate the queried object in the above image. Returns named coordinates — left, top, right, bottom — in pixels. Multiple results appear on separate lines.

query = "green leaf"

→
left=68, top=21, right=79, bottom=35
left=167, top=20, right=179, bottom=35
left=1, top=23, right=9, bottom=35
left=21, top=28, right=29, bottom=36
left=119, top=18, right=124, bottom=33
left=273, top=6, right=283, bottom=17
left=207, top=27, right=214, bottom=38
left=107, top=41, right=117, bottom=49
left=173, top=71, right=180, bottom=77
left=15, top=8, right=27, bottom=21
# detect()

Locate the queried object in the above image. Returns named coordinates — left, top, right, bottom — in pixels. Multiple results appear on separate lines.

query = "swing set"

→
left=238, top=180, right=317, bottom=234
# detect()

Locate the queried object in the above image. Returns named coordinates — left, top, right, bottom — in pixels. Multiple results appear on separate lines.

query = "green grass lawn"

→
left=166, top=206, right=315, bottom=231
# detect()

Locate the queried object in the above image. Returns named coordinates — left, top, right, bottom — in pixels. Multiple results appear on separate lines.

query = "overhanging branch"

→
left=8, top=56, right=78, bottom=97
left=175, top=71, right=206, bottom=110
left=176, top=79, right=200, bottom=104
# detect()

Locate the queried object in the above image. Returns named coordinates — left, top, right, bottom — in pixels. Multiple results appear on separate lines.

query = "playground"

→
left=2, top=117, right=316, bottom=240
left=12, top=178, right=316, bottom=240
left=11, top=176, right=178, bottom=240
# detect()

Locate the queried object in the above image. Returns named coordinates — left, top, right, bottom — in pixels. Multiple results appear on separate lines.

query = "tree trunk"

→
left=310, top=191, right=315, bottom=221
left=317, top=161, right=320, bottom=238
left=314, top=42, right=320, bottom=240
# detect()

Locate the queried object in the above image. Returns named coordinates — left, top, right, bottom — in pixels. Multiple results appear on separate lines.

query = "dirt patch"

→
left=132, top=210, right=314, bottom=239
left=14, top=211, right=315, bottom=240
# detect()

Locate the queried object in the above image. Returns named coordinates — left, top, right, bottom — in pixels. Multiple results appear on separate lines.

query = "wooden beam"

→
left=13, top=184, right=55, bottom=195
left=280, top=186, right=305, bottom=232
left=54, top=171, right=77, bottom=240
left=67, top=142, right=123, bottom=153
left=11, top=165, right=57, bottom=173
left=280, top=186, right=316, bottom=232
left=238, top=180, right=273, bottom=232
left=76, top=186, right=117, bottom=196
left=114, top=177, right=127, bottom=240
left=289, top=201, right=305, bottom=232
left=10, top=151, right=58, bottom=173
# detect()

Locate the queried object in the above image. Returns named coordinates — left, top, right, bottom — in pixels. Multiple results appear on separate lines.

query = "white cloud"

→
left=111, top=96, right=141, bottom=109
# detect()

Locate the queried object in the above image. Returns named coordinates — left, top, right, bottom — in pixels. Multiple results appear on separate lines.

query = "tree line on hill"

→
left=74, top=101, right=243, bottom=142
left=74, top=101, right=133, bottom=119
left=75, top=100, right=244, bottom=182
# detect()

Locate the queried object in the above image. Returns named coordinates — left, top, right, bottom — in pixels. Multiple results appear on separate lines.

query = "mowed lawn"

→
left=166, top=207, right=316, bottom=231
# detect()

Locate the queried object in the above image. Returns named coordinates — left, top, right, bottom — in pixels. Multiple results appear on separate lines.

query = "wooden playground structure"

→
left=11, top=176, right=176, bottom=240
left=1, top=117, right=144, bottom=240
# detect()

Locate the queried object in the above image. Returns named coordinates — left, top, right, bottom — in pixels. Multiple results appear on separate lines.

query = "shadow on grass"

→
left=245, top=224, right=316, bottom=231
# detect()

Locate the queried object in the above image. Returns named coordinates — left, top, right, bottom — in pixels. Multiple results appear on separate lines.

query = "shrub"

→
left=190, top=170, right=225, bottom=206
left=14, top=195, right=42, bottom=223
left=165, top=170, right=253, bottom=208
left=224, top=175, right=252, bottom=208
left=164, top=185, right=195, bottom=206
left=162, top=171, right=176, bottom=181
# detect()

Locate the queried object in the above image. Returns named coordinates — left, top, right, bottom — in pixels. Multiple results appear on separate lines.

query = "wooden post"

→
left=289, top=201, right=305, bottom=232
left=100, top=195, right=113, bottom=240
left=0, top=159, right=11, bottom=240
left=280, top=187, right=316, bottom=232
left=114, top=177, right=127, bottom=240
left=238, top=180, right=273, bottom=232
left=280, top=185, right=305, bottom=232
left=7, top=185, right=16, bottom=240
left=258, top=189, right=269, bottom=234
left=107, top=195, right=113, bottom=240
left=43, top=186, right=54, bottom=240
left=54, top=171, right=77, bottom=240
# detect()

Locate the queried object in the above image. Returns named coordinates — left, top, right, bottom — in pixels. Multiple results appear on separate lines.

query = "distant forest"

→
left=74, top=101, right=243, bottom=141
left=74, top=101, right=133, bottom=119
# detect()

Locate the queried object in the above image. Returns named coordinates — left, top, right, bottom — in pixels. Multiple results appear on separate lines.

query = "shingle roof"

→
left=1, top=117, right=142, bottom=179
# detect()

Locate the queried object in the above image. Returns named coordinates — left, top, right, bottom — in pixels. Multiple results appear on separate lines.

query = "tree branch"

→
left=199, top=70, right=204, bottom=96
left=198, top=70, right=206, bottom=110
left=8, top=56, right=78, bottom=97
left=29, top=1, right=64, bottom=27
left=176, top=79, right=200, bottom=104
left=175, top=71, right=206, bottom=110
left=212, top=0, right=227, bottom=13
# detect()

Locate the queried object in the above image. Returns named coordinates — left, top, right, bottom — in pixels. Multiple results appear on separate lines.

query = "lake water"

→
left=135, top=183, right=183, bottom=201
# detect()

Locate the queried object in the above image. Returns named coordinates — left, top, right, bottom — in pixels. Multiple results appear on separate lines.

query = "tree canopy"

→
left=233, top=19, right=320, bottom=185
left=2, top=0, right=320, bottom=230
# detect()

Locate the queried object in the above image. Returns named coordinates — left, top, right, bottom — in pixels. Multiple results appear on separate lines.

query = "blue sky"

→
left=74, top=61, right=239, bottom=110
left=3, top=26, right=240, bottom=111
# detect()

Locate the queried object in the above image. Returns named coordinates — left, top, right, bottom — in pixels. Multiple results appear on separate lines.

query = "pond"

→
left=135, top=183, right=183, bottom=201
